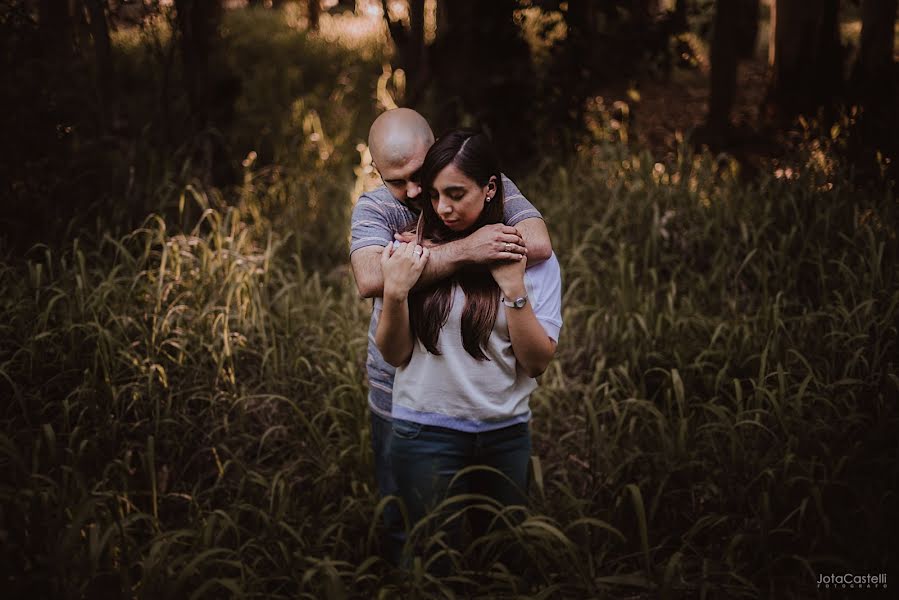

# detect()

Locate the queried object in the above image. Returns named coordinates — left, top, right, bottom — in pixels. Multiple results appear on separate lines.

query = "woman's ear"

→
left=484, top=175, right=497, bottom=201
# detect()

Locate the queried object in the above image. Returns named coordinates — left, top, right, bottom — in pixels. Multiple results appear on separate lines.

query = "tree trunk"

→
left=852, top=0, right=897, bottom=102
left=40, top=0, right=73, bottom=58
left=735, top=0, right=759, bottom=59
left=429, top=0, right=536, bottom=169
left=436, top=0, right=449, bottom=37
left=766, top=0, right=843, bottom=121
left=706, top=0, right=758, bottom=132
left=632, top=0, right=659, bottom=26
left=673, top=0, right=688, bottom=32
left=848, top=0, right=898, bottom=183
left=307, top=0, right=320, bottom=31
left=83, top=0, right=114, bottom=114
left=380, top=0, right=426, bottom=104
left=552, top=0, right=599, bottom=138
left=408, top=0, right=425, bottom=82
left=174, top=0, right=222, bottom=128
left=567, top=0, right=597, bottom=42
left=707, top=0, right=740, bottom=132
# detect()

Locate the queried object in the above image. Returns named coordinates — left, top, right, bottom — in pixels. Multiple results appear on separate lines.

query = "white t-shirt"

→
left=391, top=253, right=563, bottom=432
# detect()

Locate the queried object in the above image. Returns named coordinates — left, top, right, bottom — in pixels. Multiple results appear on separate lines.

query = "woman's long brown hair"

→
left=409, top=130, right=505, bottom=360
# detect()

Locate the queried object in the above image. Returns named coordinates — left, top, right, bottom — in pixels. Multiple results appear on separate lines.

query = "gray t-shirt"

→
left=349, top=176, right=543, bottom=418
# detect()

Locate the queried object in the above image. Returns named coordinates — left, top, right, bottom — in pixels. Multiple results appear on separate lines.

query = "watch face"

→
left=514, top=297, right=526, bottom=308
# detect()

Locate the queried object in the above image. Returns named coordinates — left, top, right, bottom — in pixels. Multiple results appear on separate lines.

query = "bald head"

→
left=368, top=108, right=435, bottom=169
left=368, top=108, right=435, bottom=203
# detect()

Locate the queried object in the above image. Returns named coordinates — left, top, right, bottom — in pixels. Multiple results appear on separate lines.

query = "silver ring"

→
left=505, top=242, right=511, bottom=252
left=413, top=249, right=422, bottom=257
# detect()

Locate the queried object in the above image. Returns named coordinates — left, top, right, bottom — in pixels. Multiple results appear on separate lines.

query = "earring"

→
left=486, top=195, right=492, bottom=203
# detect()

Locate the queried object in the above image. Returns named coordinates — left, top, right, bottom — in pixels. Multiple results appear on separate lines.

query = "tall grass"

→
left=2, top=8, right=897, bottom=600
left=2, top=140, right=895, bottom=598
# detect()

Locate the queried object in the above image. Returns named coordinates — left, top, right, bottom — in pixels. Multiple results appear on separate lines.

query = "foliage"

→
left=1, top=6, right=381, bottom=272
left=2, top=129, right=897, bottom=600
left=1, top=6, right=897, bottom=600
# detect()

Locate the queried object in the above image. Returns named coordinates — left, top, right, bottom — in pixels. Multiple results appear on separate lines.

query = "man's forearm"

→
left=412, top=239, right=468, bottom=289
left=516, top=218, right=552, bottom=266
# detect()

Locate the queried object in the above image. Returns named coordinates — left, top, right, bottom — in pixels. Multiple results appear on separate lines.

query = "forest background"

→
left=1, top=0, right=897, bottom=598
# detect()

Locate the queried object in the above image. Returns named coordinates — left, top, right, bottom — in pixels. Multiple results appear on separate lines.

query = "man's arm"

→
left=416, top=216, right=552, bottom=283
left=354, top=223, right=531, bottom=298
left=501, top=174, right=552, bottom=264
left=351, top=240, right=484, bottom=298
left=349, top=190, right=400, bottom=298
left=351, top=247, right=386, bottom=298
left=353, top=218, right=552, bottom=298
left=514, top=217, right=552, bottom=265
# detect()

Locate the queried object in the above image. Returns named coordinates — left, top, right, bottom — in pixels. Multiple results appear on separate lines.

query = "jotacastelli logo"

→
left=817, top=573, right=887, bottom=589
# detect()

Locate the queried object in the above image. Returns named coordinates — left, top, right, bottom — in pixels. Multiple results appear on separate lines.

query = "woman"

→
left=374, top=130, right=563, bottom=562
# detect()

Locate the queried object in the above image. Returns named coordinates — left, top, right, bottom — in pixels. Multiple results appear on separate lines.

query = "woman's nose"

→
left=438, top=197, right=452, bottom=214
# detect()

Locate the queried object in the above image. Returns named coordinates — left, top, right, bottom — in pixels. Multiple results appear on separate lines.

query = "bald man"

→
left=349, top=108, right=552, bottom=563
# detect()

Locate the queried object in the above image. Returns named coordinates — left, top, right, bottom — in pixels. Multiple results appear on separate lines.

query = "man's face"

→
left=375, top=145, right=428, bottom=205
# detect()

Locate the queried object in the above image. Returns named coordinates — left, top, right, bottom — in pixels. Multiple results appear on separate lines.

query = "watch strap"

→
left=501, top=295, right=528, bottom=309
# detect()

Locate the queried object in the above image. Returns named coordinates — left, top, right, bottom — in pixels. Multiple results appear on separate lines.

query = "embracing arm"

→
left=417, top=217, right=552, bottom=287
left=353, top=224, right=530, bottom=298
left=351, top=247, right=387, bottom=298
left=353, top=244, right=461, bottom=298
left=514, top=217, right=552, bottom=265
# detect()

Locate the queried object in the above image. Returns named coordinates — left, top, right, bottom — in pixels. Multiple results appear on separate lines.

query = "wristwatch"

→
left=501, top=295, right=528, bottom=309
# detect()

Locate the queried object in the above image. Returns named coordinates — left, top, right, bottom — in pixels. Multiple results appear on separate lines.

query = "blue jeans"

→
left=369, top=411, right=405, bottom=565
left=390, top=419, right=531, bottom=569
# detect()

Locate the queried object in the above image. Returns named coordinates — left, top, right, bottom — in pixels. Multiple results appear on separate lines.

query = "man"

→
left=349, top=108, right=552, bottom=563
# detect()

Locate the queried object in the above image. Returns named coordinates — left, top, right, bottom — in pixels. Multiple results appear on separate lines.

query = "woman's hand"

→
left=489, top=251, right=527, bottom=299
left=381, top=242, right=430, bottom=300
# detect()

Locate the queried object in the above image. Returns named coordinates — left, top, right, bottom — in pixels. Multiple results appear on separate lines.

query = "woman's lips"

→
left=442, top=219, right=459, bottom=227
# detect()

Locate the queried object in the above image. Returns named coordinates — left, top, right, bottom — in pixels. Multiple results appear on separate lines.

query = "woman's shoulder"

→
left=525, top=252, right=561, bottom=276
left=524, top=252, right=561, bottom=290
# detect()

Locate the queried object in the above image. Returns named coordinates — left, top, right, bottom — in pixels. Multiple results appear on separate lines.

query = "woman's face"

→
left=429, top=163, right=495, bottom=232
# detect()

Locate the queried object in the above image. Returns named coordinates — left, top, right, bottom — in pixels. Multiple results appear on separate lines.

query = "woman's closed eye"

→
left=431, top=192, right=465, bottom=201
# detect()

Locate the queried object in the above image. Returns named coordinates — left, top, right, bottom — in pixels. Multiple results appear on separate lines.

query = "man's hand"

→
left=395, top=223, right=526, bottom=264
left=381, top=242, right=430, bottom=299
left=460, top=224, right=527, bottom=264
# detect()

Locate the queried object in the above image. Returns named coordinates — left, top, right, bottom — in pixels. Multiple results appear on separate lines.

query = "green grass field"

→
left=1, top=8, right=897, bottom=599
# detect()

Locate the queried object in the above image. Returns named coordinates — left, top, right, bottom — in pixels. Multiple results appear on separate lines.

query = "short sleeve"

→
left=524, top=253, right=563, bottom=342
left=501, top=174, right=543, bottom=226
left=350, top=193, right=394, bottom=255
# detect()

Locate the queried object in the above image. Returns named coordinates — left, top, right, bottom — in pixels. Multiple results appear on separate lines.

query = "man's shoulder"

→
left=500, top=173, right=525, bottom=203
left=358, top=185, right=396, bottom=204
left=354, top=186, right=414, bottom=218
